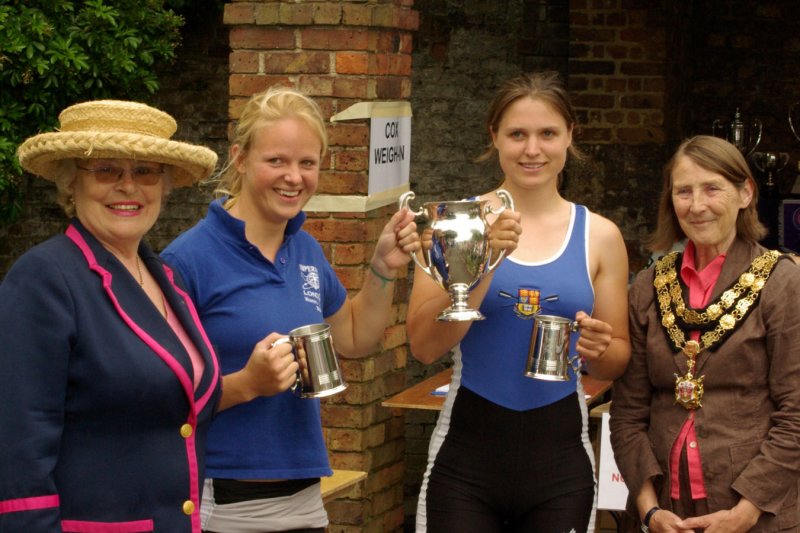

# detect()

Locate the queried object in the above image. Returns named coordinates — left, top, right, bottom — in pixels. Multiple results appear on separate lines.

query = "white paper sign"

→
left=368, top=115, right=410, bottom=196
left=309, top=101, right=412, bottom=213
left=597, top=411, right=629, bottom=510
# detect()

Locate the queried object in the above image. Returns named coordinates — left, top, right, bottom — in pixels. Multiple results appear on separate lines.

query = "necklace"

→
left=135, top=255, right=144, bottom=287
left=654, top=249, right=780, bottom=410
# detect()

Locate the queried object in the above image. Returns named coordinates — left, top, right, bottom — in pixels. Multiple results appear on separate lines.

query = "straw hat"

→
left=17, top=100, right=218, bottom=187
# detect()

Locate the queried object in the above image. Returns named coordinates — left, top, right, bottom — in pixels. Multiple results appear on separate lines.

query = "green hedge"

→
left=0, top=0, right=185, bottom=224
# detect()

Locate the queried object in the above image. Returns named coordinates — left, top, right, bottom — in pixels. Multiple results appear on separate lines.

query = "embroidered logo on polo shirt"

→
left=300, top=264, right=322, bottom=312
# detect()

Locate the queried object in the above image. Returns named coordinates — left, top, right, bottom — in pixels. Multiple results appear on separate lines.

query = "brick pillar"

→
left=224, top=2, right=419, bottom=532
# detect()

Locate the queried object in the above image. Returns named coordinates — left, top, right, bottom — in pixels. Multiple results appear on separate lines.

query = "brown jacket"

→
left=610, top=238, right=800, bottom=532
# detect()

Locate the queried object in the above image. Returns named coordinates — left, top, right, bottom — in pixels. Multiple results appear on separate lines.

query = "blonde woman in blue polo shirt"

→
left=162, top=86, right=420, bottom=533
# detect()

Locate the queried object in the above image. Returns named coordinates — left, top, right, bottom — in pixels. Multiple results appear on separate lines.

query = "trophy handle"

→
left=711, top=118, right=724, bottom=138
left=750, top=152, right=766, bottom=174
left=398, top=190, right=425, bottom=217
left=747, top=118, right=763, bottom=155
left=790, top=102, right=800, bottom=142
left=778, top=152, right=790, bottom=170
left=398, top=191, right=435, bottom=278
left=484, top=189, right=515, bottom=273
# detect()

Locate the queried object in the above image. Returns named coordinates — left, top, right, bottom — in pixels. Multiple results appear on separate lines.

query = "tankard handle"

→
left=567, top=320, right=583, bottom=375
left=272, top=336, right=304, bottom=397
left=484, top=188, right=515, bottom=273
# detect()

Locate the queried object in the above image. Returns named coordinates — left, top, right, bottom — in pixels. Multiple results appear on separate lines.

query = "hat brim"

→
left=17, top=131, right=218, bottom=187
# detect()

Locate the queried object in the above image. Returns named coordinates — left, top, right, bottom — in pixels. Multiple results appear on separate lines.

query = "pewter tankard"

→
left=274, top=323, right=347, bottom=398
left=399, top=189, right=514, bottom=321
left=524, top=314, right=581, bottom=381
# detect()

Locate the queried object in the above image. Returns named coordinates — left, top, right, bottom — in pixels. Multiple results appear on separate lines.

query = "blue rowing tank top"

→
left=458, top=203, right=595, bottom=411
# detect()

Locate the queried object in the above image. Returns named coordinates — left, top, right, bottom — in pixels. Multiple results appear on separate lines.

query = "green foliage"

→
left=0, top=0, right=184, bottom=224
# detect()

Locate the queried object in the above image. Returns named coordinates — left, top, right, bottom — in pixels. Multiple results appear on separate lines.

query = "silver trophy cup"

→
left=399, top=189, right=515, bottom=321
left=712, top=107, right=762, bottom=156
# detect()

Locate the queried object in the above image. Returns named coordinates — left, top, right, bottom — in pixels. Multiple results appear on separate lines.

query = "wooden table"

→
left=320, top=469, right=367, bottom=502
left=382, top=368, right=612, bottom=411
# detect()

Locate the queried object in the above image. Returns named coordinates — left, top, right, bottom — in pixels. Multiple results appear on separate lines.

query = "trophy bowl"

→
left=712, top=107, right=762, bottom=156
left=399, top=189, right=514, bottom=321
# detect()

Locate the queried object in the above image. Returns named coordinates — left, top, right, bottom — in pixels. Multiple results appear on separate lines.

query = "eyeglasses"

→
left=76, top=164, right=164, bottom=186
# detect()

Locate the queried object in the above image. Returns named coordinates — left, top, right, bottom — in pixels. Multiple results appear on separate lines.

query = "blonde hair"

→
left=215, top=86, right=328, bottom=209
left=53, top=160, right=78, bottom=217
left=648, top=135, right=767, bottom=252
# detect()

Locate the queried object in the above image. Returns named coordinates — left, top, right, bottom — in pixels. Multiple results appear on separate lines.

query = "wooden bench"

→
left=321, top=469, right=367, bottom=503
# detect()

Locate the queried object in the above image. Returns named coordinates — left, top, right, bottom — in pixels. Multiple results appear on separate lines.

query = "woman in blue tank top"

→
left=409, top=71, right=632, bottom=533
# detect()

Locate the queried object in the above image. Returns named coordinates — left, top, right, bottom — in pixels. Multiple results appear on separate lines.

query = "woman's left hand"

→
left=574, top=310, right=613, bottom=363
left=371, top=207, right=420, bottom=277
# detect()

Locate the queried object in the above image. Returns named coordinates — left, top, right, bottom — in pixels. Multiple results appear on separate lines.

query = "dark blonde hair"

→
left=476, top=71, right=584, bottom=163
left=648, top=135, right=767, bottom=252
left=215, top=86, right=328, bottom=208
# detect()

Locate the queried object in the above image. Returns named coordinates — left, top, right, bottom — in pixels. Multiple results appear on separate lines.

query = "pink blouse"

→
left=164, top=297, right=205, bottom=390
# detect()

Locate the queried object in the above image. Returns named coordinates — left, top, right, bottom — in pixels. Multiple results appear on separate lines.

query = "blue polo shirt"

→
left=162, top=199, right=347, bottom=479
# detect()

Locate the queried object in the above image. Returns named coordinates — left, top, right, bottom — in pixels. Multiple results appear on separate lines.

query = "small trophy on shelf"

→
left=712, top=107, right=762, bottom=156
left=751, top=151, right=790, bottom=194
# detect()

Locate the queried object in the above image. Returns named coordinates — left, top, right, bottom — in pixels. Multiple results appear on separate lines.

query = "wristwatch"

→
left=640, top=506, right=660, bottom=532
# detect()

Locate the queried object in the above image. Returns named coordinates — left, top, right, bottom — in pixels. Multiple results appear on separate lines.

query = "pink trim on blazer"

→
left=0, top=494, right=59, bottom=513
left=61, top=519, right=155, bottom=532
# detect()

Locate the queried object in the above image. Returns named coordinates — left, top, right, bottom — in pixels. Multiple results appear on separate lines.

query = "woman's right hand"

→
left=648, top=508, right=697, bottom=533
left=218, top=332, right=300, bottom=411
left=243, top=332, right=299, bottom=397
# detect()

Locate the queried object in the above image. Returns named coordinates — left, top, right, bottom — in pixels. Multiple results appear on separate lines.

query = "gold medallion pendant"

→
left=674, top=373, right=704, bottom=410
left=674, top=340, right=704, bottom=410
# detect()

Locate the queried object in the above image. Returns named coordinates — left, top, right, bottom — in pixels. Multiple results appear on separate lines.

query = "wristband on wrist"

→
left=370, top=264, right=397, bottom=286
left=640, top=506, right=660, bottom=532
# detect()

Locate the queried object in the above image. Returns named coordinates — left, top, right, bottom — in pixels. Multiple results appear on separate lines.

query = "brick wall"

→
left=566, top=0, right=672, bottom=269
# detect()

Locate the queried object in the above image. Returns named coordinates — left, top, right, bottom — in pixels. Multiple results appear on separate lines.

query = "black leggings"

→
left=425, top=388, right=595, bottom=533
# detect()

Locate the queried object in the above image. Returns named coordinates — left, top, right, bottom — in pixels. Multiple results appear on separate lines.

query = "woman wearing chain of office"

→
left=610, top=135, right=800, bottom=533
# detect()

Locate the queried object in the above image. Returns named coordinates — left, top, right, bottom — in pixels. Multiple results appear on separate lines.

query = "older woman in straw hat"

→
left=0, top=100, right=221, bottom=532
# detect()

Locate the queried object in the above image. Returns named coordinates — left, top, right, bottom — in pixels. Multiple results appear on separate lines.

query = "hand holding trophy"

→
left=399, top=189, right=514, bottom=321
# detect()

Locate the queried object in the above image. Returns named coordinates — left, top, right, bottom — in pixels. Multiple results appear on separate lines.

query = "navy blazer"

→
left=0, top=220, right=221, bottom=532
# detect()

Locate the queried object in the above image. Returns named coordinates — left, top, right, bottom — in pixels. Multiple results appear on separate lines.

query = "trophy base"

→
left=436, top=308, right=486, bottom=322
left=524, top=371, right=570, bottom=382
